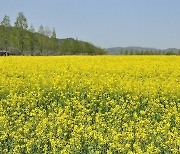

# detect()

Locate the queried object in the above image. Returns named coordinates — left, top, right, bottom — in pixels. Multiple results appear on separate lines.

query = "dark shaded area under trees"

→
left=0, top=12, right=106, bottom=56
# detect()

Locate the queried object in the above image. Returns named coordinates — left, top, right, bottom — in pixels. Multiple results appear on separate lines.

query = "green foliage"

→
left=14, top=12, right=28, bottom=29
left=60, top=39, right=105, bottom=55
left=28, top=24, right=37, bottom=55
left=50, top=28, right=59, bottom=52
left=0, top=12, right=106, bottom=55
left=14, top=12, right=28, bottom=54
left=1, top=15, right=11, bottom=27
left=38, top=25, right=46, bottom=54
left=108, top=48, right=180, bottom=55
left=0, top=15, right=11, bottom=51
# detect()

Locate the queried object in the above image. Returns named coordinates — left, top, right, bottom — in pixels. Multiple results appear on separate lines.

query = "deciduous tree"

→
left=50, top=28, right=58, bottom=51
left=28, top=24, right=36, bottom=55
left=14, top=12, right=28, bottom=54
left=0, top=15, right=11, bottom=54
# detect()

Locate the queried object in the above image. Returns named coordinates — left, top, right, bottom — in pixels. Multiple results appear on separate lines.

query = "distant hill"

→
left=105, top=46, right=180, bottom=55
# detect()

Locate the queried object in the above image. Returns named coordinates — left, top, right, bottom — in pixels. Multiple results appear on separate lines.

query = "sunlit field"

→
left=0, top=56, right=179, bottom=153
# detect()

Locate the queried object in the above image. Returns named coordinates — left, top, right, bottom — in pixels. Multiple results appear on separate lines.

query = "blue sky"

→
left=0, top=0, right=180, bottom=49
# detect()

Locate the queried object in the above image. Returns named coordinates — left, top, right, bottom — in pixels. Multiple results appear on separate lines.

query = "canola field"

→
left=0, top=56, right=179, bottom=153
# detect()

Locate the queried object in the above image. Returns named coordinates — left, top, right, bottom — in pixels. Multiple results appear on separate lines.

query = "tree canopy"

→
left=0, top=12, right=106, bottom=55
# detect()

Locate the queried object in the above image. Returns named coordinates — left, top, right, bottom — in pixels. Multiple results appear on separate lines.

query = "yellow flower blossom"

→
left=0, top=56, right=179, bottom=153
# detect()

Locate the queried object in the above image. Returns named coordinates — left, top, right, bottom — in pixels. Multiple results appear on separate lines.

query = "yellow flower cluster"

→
left=0, top=56, right=179, bottom=153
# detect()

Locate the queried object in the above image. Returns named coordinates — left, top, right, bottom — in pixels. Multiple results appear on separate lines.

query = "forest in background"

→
left=0, top=12, right=106, bottom=55
left=106, top=47, right=180, bottom=55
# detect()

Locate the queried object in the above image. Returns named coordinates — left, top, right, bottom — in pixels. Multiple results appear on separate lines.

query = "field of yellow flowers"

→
left=0, top=56, right=179, bottom=153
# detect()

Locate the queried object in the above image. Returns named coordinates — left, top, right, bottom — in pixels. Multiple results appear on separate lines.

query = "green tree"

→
left=28, top=24, right=36, bottom=55
left=1, top=15, right=11, bottom=27
left=14, top=12, right=28, bottom=54
left=120, top=49, right=124, bottom=55
left=144, top=50, right=149, bottom=55
left=51, top=28, right=56, bottom=39
left=50, top=28, right=59, bottom=52
left=158, top=50, right=161, bottom=55
left=125, top=49, right=129, bottom=55
left=44, top=26, right=51, bottom=55
left=0, top=15, right=11, bottom=54
left=38, top=25, right=45, bottom=55
left=135, top=50, right=140, bottom=55
left=60, top=39, right=69, bottom=54
left=130, top=49, right=134, bottom=55
left=44, top=26, right=52, bottom=38
left=38, top=25, right=51, bottom=55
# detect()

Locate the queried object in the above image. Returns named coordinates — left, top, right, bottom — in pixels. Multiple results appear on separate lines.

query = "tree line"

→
left=0, top=12, right=106, bottom=55
left=118, top=49, right=180, bottom=55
